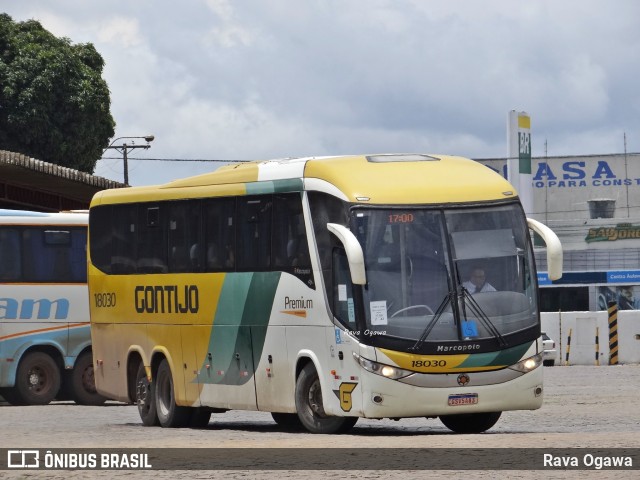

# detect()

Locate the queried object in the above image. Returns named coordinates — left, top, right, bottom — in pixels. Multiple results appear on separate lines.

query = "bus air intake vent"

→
left=366, top=154, right=440, bottom=163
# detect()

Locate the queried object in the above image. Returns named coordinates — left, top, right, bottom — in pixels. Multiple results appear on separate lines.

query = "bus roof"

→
left=90, top=154, right=518, bottom=206
left=0, top=209, right=88, bottom=225
left=0, top=209, right=50, bottom=217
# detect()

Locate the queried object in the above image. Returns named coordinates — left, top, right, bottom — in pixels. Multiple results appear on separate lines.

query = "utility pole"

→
left=103, top=135, right=155, bottom=185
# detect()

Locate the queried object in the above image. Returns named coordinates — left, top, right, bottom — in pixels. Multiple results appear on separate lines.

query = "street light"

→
left=103, top=135, right=155, bottom=185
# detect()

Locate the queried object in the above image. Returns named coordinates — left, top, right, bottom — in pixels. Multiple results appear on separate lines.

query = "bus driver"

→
left=462, top=267, right=496, bottom=294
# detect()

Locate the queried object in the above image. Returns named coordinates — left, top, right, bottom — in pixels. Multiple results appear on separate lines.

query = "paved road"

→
left=1, top=365, right=639, bottom=479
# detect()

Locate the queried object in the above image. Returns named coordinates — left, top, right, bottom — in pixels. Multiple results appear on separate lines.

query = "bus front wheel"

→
left=70, top=351, right=107, bottom=406
left=135, top=362, right=159, bottom=426
left=271, top=412, right=305, bottom=431
left=154, top=359, right=190, bottom=428
left=295, top=363, right=357, bottom=434
left=439, top=412, right=502, bottom=433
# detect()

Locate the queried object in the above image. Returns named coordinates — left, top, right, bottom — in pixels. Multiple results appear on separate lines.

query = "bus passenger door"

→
left=253, top=325, right=296, bottom=412
left=324, top=248, right=365, bottom=417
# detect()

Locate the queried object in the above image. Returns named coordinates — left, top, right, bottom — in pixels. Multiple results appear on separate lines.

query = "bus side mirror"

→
left=327, top=223, right=367, bottom=285
left=527, top=218, right=563, bottom=281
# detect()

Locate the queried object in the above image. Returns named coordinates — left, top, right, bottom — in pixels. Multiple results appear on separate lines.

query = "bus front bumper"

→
left=355, top=365, right=543, bottom=418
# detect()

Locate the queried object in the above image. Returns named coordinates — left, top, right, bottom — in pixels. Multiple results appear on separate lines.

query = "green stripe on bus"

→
left=245, top=178, right=303, bottom=195
left=242, top=272, right=282, bottom=373
left=457, top=342, right=532, bottom=369
left=199, top=272, right=281, bottom=386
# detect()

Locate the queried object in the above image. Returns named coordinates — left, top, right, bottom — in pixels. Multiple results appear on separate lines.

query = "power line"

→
left=107, top=152, right=640, bottom=163
left=100, top=156, right=254, bottom=163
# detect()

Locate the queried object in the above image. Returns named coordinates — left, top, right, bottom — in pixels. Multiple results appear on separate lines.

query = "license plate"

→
left=447, top=393, right=478, bottom=406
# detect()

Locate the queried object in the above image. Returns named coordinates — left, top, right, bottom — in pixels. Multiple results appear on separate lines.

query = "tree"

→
left=0, top=14, right=115, bottom=173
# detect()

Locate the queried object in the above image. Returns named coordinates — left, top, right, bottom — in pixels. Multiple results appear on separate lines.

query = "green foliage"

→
left=0, top=13, right=115, bottom=173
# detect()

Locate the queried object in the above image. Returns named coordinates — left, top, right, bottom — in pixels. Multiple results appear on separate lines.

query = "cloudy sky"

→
left=3, top=1, right=640, bottom=186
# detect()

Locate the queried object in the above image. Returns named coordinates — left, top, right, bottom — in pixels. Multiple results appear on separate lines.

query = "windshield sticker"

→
left=338, top=284, right=347, bottom=301
left=347, top=298, right=355, bottom=323
left=370, top=300, right=388, bottom=325
left=462, top=320, right=479, bottom=338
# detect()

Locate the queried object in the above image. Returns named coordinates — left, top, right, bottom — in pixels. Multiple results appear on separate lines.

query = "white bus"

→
left=88, top=154, right=561, bottom=433
left=0, top=209, right=105, bottom=405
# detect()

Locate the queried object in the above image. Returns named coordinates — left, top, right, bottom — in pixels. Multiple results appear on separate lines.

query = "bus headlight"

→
left=353, top=353, right=412, bottom=380
left=508, top=353, right=543, bottom=373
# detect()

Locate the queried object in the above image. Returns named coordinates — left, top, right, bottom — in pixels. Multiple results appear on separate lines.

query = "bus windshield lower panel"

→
left=350, top=204, right=538, bottom=351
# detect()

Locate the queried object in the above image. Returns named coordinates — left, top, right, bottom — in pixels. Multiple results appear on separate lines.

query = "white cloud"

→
left=4, top=0, right=640, bottom=184
left=97, top=17, right=144, bottom=48
left=205, top=0, right=234, bottom=21
left=203, top=0, right=255, bottom=48
left=205, top=24, right=255, bottom=48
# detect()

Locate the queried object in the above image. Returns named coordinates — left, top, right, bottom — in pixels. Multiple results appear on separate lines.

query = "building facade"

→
left=0, top=150, right=124, bottom=211
left=479, top=153, right=640, bottom=312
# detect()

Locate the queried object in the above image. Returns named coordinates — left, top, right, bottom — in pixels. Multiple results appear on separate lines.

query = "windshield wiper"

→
left=460, top=288, right=506, bottom=347
left=409, top=288, right=507, bottom=352
left=409, top=292, right=454, bottom=352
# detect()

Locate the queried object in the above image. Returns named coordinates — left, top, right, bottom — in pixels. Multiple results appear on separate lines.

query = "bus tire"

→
left=271, top=412, right=305, bottom=431
left=0, top=387, right=24, bottom=405
left=295, top=363, right=358, bottom=434
left=188, top=408, right=212, bottom=428
left=56, top=374, right=74, bottom=401
left=10, top=351, right=61, bottom=405
left=70, top=351, right=107, bottom=406
left=439, top=412, right=502, bottom=433
left=135, top=362, right=159, bottom=426
left=155, top=359, right=190, bottom=428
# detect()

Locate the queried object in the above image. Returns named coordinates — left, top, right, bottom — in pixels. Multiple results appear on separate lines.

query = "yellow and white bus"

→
left=88, top=154, right=562, bottom=433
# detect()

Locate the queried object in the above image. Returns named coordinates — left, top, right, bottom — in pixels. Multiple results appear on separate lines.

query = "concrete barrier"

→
left=541, top=310, right=640, bottom=365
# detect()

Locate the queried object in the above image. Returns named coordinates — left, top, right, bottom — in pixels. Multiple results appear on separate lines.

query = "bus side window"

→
left=70, top=229, right=88, bottom=282
left=308, top=192, right=350, bottom=303
left=273, top=194, right=312, bottom=284
left=168, top=200, right=201, bottom=273
left=111, top=205, right=137, bottom=274
left=137, top=205, right=167, bottom=273
left=41, top=229, right=73, bottom=282
left=273, top=194, right=296, bottom=266
left=22, top=229, right=47, bottom=281
left=89, top=205, right=113, bottom=274
left=0, top=228, right=21, bottom=281
left=21, top=228, right=69, bottom=282
left=237, top=197, right=271, bottom=270
left=189, top=243, right=202, bottom=269
left=203, top=197, right=235, bottom=271
left=332, top=248, right=356, bottom=328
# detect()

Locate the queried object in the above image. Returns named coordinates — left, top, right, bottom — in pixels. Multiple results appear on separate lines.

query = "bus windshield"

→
left=352, top=203, right=537, bottom=346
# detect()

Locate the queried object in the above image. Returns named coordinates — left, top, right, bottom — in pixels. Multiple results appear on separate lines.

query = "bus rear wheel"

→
left=295, top=363, right=357, bottom=434
left=135, top=362, right=159, bottom=426
left=155, top=359, right=190, bottom=428
left=7, top=352, right=61, bottom=405
left=439, top=412, right=502, bottom=433
left=70, top=351, right=107, bottom=406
